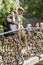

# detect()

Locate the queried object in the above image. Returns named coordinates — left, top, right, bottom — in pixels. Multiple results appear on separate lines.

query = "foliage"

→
left=0, top=0, right=18, bottom=24
left=20, top=0, right=43, bottom=19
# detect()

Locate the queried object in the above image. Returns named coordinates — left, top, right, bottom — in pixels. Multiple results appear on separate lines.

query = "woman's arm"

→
left=12, top=12, right=18, bottom=25
left=7, top=18, right=12, bottom=23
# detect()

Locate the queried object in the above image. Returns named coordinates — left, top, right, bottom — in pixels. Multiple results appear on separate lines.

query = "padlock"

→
left=0, top=60, right=4, bottom=65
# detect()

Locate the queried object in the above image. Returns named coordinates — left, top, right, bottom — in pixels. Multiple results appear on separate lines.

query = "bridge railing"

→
left=0, top=27, right=43, bottom=65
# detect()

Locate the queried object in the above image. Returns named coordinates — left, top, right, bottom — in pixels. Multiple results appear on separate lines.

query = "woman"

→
left=7, top=11, right=18, bottom=31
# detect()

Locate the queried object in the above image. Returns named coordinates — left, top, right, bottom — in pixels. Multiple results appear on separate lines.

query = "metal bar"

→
left=0, top=27, right=43, bottom=36
left=0, top=28, right=27, bottom=36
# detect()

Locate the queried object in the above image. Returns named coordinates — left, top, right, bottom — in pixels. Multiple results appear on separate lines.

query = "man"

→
left=17, top=7, right=24, bottom=28
left=7, top=7, right=24, bottom=31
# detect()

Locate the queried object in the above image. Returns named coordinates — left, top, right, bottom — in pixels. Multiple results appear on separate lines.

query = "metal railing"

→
left=0, top=27, right=43, bottom=35
left=0, top=27, right=43, bottom=65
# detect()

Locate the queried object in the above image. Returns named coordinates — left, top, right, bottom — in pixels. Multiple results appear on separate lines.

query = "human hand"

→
left=12, top=12, right=14, bottom=16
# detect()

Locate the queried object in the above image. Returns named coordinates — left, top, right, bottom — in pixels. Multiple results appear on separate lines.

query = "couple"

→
left=7, top=7, right=24, bottom=31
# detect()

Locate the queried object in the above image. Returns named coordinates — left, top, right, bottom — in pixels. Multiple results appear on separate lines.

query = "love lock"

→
left=16, top=53, right=24, bottom=65
left=12, top=61, right=17, bottom=65
left=0, top=60, right=4, bottom=65
left=0, top=41, right=2, bottom=53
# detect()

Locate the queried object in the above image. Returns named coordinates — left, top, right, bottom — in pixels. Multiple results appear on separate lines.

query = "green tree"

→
left=20, top=0, right=43, bottom=19
left=0, top=0, right=18, bottom=24
left=0, top=0, right=18, bottom=32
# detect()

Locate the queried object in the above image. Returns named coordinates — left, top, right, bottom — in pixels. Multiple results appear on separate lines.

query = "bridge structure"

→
left=0, top=27, right=43, bottom=65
